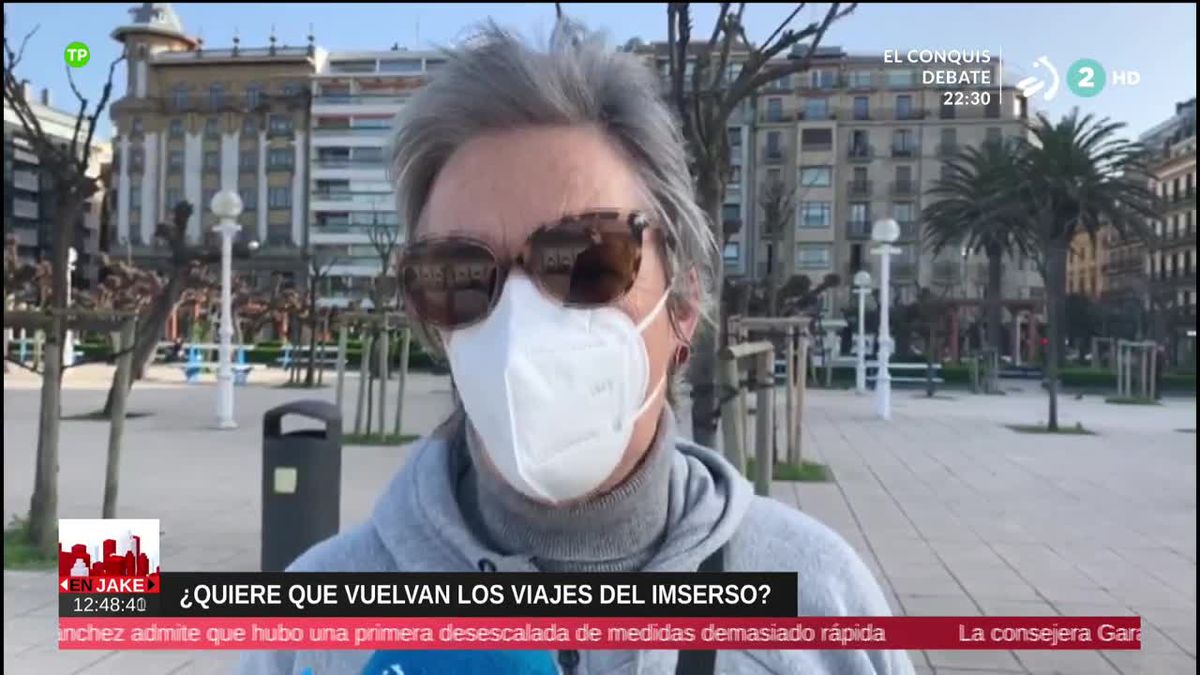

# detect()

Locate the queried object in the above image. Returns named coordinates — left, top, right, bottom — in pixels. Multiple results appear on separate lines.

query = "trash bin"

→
left=261, top=400, right=342, bottom=572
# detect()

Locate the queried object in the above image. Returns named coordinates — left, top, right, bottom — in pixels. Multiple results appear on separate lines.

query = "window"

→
left=886, top=69, right=914, bottom=88
left=130, top=185, right=141, bottom=208
left=799, top=166, right=832, bottom=187
left=796, top=245, right=832, bottom=269
left=240, top=151, right=257, bottom=171
left=798, top=202, right=832, bottom=228
left=985, top=127, right=1003, bottom=145
left=895, top=166, right=913, bottom=190
left=730, top=165, right=742, bottom=184
left=940, top=99, right=956, bottom=119
left=281, top=82, right=303, bottom=98
left=245, top=85, right=262, bottom=109
left=896, top=95, right=913, bottom=119
left=269, top=115, right=293, bottom=136
left=205, top=117, right=220, bottom=138
left=723, top=242, right=740, bottom=263
left=209, top=84, right=226, bottom=110
left=852, top=167, right=868, bottom=185
left=170, top=85, right=188, bottom=110
left=242, top=117, right=258, bottom=136
left=240, top=186, right=257, bottom=210
left=165, top=188, right=183, bottom=210
left=130, top=148, right=144, bottom=170
left=351, top=147, right=384, bottom=163
left=268, top=186, right=291, bottom=209
left=893, top=202, right=915, bottom=224
left=767, top=168, right=782, bottom=184
left=131, top=117, right=144, bottom=135
left=766, top=131, right=782, bottom=158
left=848, top=70, right=872, bottom=88
left=203, top=189, right=217, bottom=213
left=766, top=98, right=783, bottom=122
left=268, top=148, right=293, bottom=170
left=892, top=129, right=915, bottom=154
left=940, top=128, right=957, bottom=154
left=203, top=151, right=219, bottom=172
left=850, top=130, right=870, bottom=155
left=350, top=117, right=391, bottom=130
left=167, top=150, right=184, bottom=174
left=728, top=128, right=742, bottom=147
left=849, top=202, right=870, bottom=225
left=801, top=128, right=833, bottom=150
left=722, top=204, right=741, bottom=223
left=379, top=58, right=423, bottom=74
left=805, top=98, right=829, bottom=120
left=169, top=118, right=184, bottom=138
left=811, top=70, right=836, bottom=89
left=852, top=96, right=869, bottom=120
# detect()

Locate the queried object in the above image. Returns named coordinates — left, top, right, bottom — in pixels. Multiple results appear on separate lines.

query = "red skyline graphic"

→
left=58, top=531, right=159, bottom=579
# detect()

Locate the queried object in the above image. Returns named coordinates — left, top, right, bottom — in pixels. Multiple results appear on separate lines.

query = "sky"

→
left=4, top=2, right=1196, bottom=141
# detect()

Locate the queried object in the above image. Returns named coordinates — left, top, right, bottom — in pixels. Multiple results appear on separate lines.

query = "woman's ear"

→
left=670, top=267, right=702, bottom=347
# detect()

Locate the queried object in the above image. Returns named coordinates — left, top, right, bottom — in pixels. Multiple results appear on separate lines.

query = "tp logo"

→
left=1016, top=56, right=1060, bottom=102
left=65, top=42, right=90, bottom=68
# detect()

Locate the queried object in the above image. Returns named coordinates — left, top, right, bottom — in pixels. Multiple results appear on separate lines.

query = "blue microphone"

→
left=361, top=649, right=560, bottom=675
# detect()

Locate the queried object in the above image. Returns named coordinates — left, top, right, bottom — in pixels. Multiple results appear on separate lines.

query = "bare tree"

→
left=303, top=251, right=340, bottom=387
left=663, top=2, right=855, bottom=446
left=4, top=18, right=124, bottom=552
left=757, top=177, right=797, bottom=315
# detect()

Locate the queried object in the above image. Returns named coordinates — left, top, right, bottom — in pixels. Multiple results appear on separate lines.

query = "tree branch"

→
left=760, top=4, right=805, bottom=54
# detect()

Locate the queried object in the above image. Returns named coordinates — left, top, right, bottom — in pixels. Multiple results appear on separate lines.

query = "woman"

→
left=241, top=19, right=913, bottom=675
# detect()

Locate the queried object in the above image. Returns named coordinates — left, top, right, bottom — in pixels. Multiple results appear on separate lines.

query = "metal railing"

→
left=847, top=180, right=872, bottom=197
left=891, top=145, right=919, bottom=158
left=890, top=180, right=917, bottom=197
left=847, top=220, right=873, bottom=239
left=312, top=127, right=392, bottom=135
left=847, top=145, right=874, bottom=161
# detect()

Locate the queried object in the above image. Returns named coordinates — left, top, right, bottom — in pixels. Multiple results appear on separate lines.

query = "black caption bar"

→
left=61, top=572, right=798, bottom=618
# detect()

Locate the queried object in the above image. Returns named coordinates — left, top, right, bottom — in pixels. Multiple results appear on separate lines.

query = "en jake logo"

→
left=58, top=519, right=161, bottom=594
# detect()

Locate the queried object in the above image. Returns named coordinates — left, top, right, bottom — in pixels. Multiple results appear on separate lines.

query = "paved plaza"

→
left=2, top=365, right=1196, bottom=674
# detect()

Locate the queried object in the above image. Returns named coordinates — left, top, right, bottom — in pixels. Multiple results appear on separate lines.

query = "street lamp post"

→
left=853, top=270, right=872, bottom=394
left=871, top=218, right=901, bottom=421
left=63, top=247, right=78, bottom=367
left=210, top=190, right=244, bottom=430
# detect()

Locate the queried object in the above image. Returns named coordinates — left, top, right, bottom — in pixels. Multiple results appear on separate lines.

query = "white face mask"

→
left=446, top=275, right=670, bottom=504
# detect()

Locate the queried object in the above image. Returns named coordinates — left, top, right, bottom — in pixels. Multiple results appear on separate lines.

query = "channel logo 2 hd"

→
left=1017, top=56, right=1140, bottom=101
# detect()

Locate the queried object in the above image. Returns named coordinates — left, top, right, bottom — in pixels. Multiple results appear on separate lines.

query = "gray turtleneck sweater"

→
left=238, top=408, right=915, bottom=675
left=456, top=412, right=675, bottom=573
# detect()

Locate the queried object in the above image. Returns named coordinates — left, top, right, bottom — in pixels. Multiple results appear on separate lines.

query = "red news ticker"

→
left=59, top=616, right=1142, bottom=651
left=60, top=576, right=160, bottom=594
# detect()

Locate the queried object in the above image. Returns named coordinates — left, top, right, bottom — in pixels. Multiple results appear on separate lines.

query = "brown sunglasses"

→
left=398, top=210, right=669, bottom=330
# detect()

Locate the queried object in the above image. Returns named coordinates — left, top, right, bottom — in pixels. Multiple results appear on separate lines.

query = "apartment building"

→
left=637, top=43, right=1041, bottom=316
left=109, top=3, right=323, bottom=284
left=308, top=50, right=442, bottom=308
left=1144, top=99, right=1196, bottom=363
left=4, top=86, right=110, bottom=287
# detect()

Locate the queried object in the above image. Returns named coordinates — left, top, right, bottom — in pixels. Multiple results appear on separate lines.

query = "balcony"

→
left=797, top=79, right=838, bottom=92
left=313, top=94, right=410, bottom=105
left=890, top=180, right=917, bottom=197
left=801, top=141, right=834, bottom=153
left=796, top=109, right=837, bottom=122
left=848, top=109, right=872, bottom=122
left=313, top=126, right=392, bottom=136
left=760, top=111, right=790, bottom=124
left=891, top=145, right=918, bottom=158
left=846, top=220, right=873, bottom=239
left=939, top=106, right=956, bottom=120
left=847, top=180, right=873, bottom=197
left=847, top=145, right=874, bottom=162
left=898, top=220, right=920, bottom=240
left=894, top=108, right=928, bottom=121
left=11, top=198, right=39, bottom=220
left=311, top=190, right=393, bottom=202
left=763, top=150, right=785, bottom=164
left=937, top=142, right=959, bottom=158
left=841, top=75, right=874, bottom=90
left=1167, top=189, right=1196, bottom=210
left=314, top=158, right=387, bottom=169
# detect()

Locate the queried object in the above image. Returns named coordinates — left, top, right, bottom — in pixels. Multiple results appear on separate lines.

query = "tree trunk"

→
left=304, top=280, right=318, bottom=387
left=102, top=274, right=186, bottom=415
left=985, top=249, right=1004, bottom=354
left=764, top=243, right=779, bottom=316
left=1044, top=243, right=1068, bottom=431
left=688, top=169, right=724, bottom=449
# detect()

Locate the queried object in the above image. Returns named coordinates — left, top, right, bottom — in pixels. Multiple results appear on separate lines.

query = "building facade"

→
left=108, top=3, right=323, bottom=285
left=4, top=86, right=110, bottom=287
left=1144, top=98, right=1196, bottom=365
left=639, top=44, right=1042, bottom=318
left=308, top=50, right=442, bottom=307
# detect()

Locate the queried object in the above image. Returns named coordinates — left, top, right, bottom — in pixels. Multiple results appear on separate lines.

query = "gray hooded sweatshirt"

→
left=238, top=410, right=914, bottom=675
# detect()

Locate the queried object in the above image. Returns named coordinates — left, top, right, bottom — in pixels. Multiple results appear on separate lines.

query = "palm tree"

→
left=1017, top=110, right=1161, bottom=429
left=923, top=138, right=1033, bottom=368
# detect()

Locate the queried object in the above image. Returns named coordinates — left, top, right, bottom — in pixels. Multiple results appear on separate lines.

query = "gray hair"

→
left=389, top=19, right=718, bottom=364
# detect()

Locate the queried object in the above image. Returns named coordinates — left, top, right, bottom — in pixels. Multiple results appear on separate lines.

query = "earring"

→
left=674, top=344, right=691, bottom=367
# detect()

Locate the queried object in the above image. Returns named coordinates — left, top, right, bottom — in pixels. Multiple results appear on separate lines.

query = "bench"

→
left=276, top=344, right=341, bottom=370
left=867, top=362, right=944, bottom=386
left=178, top=344, right=254, bottom=384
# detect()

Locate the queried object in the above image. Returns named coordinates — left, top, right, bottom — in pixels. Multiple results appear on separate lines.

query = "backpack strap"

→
left=674, top=546, right=725, bottom=675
